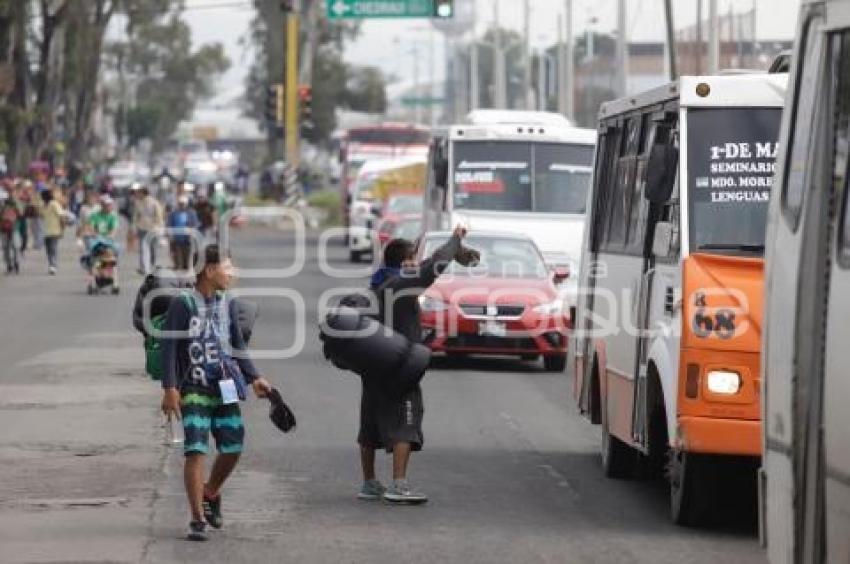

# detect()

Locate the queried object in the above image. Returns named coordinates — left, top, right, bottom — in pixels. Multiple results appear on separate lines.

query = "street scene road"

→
left=3, top=0, right=841, bottom=562
left=0, top=226, right=764, bottom=564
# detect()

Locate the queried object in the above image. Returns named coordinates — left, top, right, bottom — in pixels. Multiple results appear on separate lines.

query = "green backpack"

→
left=145, top=293, right=196, bottom=381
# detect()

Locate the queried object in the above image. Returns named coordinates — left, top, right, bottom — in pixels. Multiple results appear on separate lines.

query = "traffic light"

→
left=280, top=0, right=295, bottom=12
left=433, top=0, right=453, bottom=18
left=265, top=84, right=284, bottom=126
left=298, top=84, right=313, bottom=126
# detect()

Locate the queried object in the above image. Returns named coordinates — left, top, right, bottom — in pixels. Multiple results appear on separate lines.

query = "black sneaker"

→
left=203, top=493, right=223, bottom=529
left=187, top=520, right=208, bottom=541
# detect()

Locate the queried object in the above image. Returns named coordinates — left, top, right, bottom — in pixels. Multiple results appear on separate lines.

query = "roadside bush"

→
left=307, top=189, right=341, bottom=226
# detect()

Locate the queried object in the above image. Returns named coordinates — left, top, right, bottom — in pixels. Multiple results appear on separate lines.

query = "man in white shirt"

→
left=132, top=185, right=164, bottom=274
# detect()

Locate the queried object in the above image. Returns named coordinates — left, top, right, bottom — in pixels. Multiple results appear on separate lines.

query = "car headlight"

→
left=418, top=295, right=448, bottom=312
left=533, top=299, right=565, bottom=315
left=706, top=370, right=742, bottom=395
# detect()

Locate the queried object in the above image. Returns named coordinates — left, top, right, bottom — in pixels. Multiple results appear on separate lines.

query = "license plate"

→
left=478, top=321, right=506, bottom=337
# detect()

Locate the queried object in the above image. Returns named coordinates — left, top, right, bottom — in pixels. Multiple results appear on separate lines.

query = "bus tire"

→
left=543, top=354, right=567, bottom=372
left=669, top=450, right=711, bottom=526
left=601, top=406, right=635, bottom=479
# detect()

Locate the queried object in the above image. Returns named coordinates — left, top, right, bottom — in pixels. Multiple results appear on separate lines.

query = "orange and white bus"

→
left=570, top=72, right=786, bottom=525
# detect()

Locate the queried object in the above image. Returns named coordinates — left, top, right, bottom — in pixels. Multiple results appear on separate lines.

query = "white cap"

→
left=177, top=195, right=190, bottom=205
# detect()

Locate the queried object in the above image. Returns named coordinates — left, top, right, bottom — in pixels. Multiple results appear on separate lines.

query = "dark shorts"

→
left=181, top=387, right=244, bottom=456
left=358, top=384, right=424, bottom=453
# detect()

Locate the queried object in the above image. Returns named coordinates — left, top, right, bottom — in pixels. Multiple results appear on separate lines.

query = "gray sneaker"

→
left=383, top=480, right=428, bottom=504
left=357, top=479, right=386, bottom=501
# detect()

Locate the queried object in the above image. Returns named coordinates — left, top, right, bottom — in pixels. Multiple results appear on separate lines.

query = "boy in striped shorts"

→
left=160, top=245, right=272, bottom=541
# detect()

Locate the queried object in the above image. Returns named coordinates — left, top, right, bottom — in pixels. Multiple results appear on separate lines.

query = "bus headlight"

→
left=706, top=370, right=742, bottom=395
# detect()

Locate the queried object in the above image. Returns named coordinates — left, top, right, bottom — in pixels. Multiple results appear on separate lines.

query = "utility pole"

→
left=470, top=40, right=479, bottom=110
left=299, top=0, right=320, bottom=85
left=284, top=8, right=299, bottom=167
left=708, top=0, right=719, bottom=73
left=695, top=0, right=703, bottom=75
left=429, top=26, right=437, bottom=126
left=522, top=0, right=532, bottom=109
left=564, top=0, right=574, bottom=120
left=413, top=44, right=422, bottom=124
left=616, top=0, right=628, bottom=97
left=663, top=0, right=678, bottom=80
left=493, top=0, right=506, bottom=108
left=537, top=51, right=546, bottom=110
left=557, top=14, right=566, bottom=115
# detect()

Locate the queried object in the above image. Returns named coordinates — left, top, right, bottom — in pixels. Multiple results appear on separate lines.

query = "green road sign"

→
left=327, top=0, right=434, bottom=19
left=400, top=96, right=446, bottom=106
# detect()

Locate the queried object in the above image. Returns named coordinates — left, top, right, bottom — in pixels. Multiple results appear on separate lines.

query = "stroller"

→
left=82, top=236, right=120, bottom=295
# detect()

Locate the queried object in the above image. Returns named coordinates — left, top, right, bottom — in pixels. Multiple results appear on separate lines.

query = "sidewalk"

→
left=0, top=232, right=164, bottom=563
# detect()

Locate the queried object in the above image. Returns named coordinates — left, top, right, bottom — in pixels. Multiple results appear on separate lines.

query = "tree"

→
left=107, top=4, right=230, bottom=149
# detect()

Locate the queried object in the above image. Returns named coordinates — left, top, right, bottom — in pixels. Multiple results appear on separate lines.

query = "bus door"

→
left=592, top=113, right=647, bottom=444
left=575, top=120, right=620, bottom=419
left=632, top=111, right=679, bottom=448
left=821, top=29, right=850, bottom=563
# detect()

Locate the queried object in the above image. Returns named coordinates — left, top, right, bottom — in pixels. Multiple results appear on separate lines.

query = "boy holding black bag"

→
left=160, top=244, right=272, bottom=541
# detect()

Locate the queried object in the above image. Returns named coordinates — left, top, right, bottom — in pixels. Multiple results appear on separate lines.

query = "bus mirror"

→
left=652, top=221, right=675, bottom=257
left=645, top=145, right=678, bottom=204
left=431, top=139, right=449, bottom=189
left=433, top=155, right=448, bottom=189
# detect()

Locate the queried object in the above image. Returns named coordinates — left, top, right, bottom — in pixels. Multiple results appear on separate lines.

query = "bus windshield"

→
left=452, top=141, right=593, bottom=213
left=687, top=107, right=781, bottom=256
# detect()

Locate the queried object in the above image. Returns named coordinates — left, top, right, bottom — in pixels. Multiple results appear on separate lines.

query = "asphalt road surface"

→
left=0, top=224, right=766, bottom=564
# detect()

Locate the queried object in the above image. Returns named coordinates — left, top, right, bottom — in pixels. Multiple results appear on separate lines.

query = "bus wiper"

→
left=697, top=243, right=765, bottom=252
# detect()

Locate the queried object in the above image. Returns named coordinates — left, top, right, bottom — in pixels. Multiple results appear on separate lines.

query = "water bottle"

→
left=164, top=415, right=183, bottom=447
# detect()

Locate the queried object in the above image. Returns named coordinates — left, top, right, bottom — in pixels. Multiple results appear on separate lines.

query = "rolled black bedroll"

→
left=320, top=306, right=431, bottom=394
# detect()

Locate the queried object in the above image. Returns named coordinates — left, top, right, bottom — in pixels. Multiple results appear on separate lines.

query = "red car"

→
left=375, top=214, right=422, bottom=255
left=375, top=193, right=423, bottom=245
left=417, top=231, right=570, bottom=371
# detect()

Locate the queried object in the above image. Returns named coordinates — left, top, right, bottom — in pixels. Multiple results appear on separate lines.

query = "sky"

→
left=178, top=0, right=802, bottom=105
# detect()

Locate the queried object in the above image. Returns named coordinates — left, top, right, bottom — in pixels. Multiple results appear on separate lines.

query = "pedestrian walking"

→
left=29, top=182, right=46, bottom=250
left=159, top=244, right=272, bottom=541
left=39, top=188, right=65, bottom=275
left=132, top=186, right=164, bottom=274
left=193, top=189, right=216, bottom=241
left=168, top=195, right=200, bottom=271
left=357, top=226, right=472, bottom=504
left=1, top=192, right=21, bottom=274
left=88, top=195, right=119, bottom=241
left=76, top=190, right=99, bottom=250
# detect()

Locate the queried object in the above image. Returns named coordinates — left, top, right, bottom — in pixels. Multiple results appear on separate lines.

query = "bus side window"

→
left=591, top=122, right=621, bottom=252
left=782, top=15, right=825, bottom=228
left=832, top=31, right=850, bottom=267
left=627, top=114, right=654, bottom=255
left=605, top=117, right=641, bottom=252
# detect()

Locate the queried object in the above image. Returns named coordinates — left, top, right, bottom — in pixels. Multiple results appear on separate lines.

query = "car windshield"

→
left=387, top=195, right=422, bottom=214
left=687, top=107, right=781, bottom=256
left=421, top=235, right=548, bottom=279
left=394, top=220, right=422, bottom=240
left=452, top=141, right=593, bottom=213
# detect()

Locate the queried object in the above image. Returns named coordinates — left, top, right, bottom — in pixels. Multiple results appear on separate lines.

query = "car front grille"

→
left=459, top=304, right=526, bottom=318
left=445, top=335, right=537, bottom=350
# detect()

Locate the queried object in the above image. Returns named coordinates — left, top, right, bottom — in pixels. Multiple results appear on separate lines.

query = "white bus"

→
left=423, top=110, right=596, bottom=305
left=761, top=0, right=850, bottom=561
left=571, top=72, right=786, bottom=526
